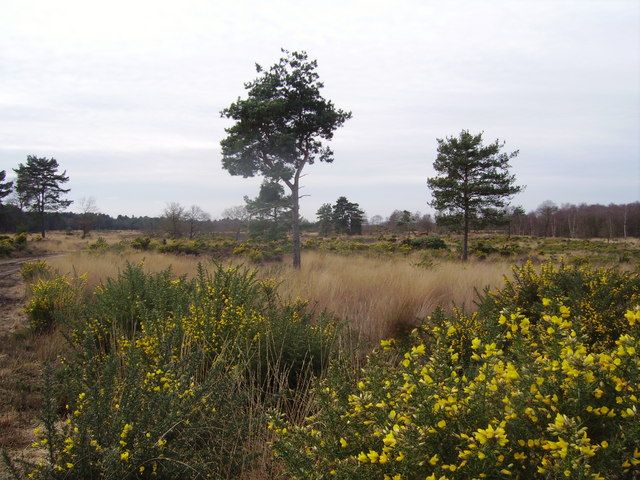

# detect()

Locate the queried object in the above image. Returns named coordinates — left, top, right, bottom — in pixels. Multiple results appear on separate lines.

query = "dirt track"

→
left=0, top=255, right=62, bottom=462
left=0, top=257, right=29, bottom=336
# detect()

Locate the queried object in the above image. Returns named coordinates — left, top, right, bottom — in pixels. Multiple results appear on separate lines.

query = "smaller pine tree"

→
left=427, top=130, right=522, bottom=260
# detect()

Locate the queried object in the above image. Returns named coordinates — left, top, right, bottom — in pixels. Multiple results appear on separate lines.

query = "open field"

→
left=46, top=249, right=512, bottom=341
left=2, top=231, right=639, bottom=479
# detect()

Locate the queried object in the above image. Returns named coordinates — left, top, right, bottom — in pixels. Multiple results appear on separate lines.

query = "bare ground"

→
left=0, top=257, right=62, bottom=475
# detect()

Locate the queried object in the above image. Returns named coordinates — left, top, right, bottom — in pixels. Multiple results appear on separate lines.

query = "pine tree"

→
left=316, top=203, right=333, bottom=236
left=332, top=196, right=365, bottom=235
left=0, top=170, right=13, bottom=205
left=220, top=50, right=351, bottom=268
left=14, top=156, right=72, bottom=237
left=427, top=130, right=522, bottom=260
left=244, top=181, right=291, bottom=240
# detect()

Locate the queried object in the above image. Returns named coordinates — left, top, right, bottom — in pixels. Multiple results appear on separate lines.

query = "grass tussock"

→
left=271, top=252, right=512, bottom=340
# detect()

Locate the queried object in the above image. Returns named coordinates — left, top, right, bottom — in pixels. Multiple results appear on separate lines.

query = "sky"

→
left=1, top=0, right=639, bottom=220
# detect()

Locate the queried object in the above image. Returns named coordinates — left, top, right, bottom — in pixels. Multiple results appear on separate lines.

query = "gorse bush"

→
left=130, top=235, right=286, bottom=262
left=130, top=236, right=152, bottom=251
left=157, top=239, right=202, bottom=255
left=271, top=264, right=640, bottom=480
left=400, top=236, right=447, bottom=250
left=478, top=261, right=640, bottom=346
left=16, top=263, right=339, bottom=479
left=20, top=259, right=52, bottom=282
left=7, top=259, right=640, bottom=479
left=14, top=232, right=28, bottom=249
left=24, top=275, right=81, bottom=332
left=87, top=236, right=109, bottom=252
left=0, top=233, right=28, bottom=256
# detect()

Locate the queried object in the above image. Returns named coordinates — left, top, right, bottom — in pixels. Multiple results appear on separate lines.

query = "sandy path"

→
left=0, top=256, right=62, bottom=471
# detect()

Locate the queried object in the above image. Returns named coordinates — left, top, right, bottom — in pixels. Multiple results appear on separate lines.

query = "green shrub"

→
left=13, top=232, right=28, bottom=250
left=158, top=239, right=201, bottom=255
left=16, top=263, right=338, bottom=479
left=24, top=275, right=80, bottom=332
left=20, top=260, right=52, bottom=282
left=271, top=289, right=640, bottom=480
left=0, top=238, right=13, bottom=256
left=471, top=240, right=499, bottom=256
left=130, top=236, right=152, bottom=251
left=401, top=236, right=447, bottom=250
left=87, top=236, right=109, bottom=252
left=477, top=261, right=640, bottom=346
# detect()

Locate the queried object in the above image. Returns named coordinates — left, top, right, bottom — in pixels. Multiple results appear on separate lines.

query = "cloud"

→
left=1, top=0, right=638, bottom=219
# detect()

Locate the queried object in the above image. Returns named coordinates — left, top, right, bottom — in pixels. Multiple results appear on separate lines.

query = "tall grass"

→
left=48, top=250, right=512, bottom=342
left=266, top=252, right=511, bottom=340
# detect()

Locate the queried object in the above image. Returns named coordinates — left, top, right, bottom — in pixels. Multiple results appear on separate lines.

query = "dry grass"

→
left=268, top=252, right=512, bottom=340
left=46, top=250, right=204, bottom=290
left=48, top=250, right=512, bottom=341
left=0, top=329, right=66, bottom=446
left=26, top=230, right=139, bottom=255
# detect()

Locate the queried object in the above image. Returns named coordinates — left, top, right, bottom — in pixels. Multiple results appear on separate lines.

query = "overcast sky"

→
left=1, top=0, right=639, bottom=220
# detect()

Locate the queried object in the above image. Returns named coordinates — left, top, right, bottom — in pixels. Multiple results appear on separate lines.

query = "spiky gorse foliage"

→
left=19, top=263, right=338, bottom=479
left=271, top=265, right=640, bottom=480
left=25, top=274, right=83, bottom=332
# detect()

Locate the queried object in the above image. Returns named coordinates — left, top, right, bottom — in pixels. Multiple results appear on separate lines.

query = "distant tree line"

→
left=361, top=202, right=640, bottom=240
left=506, top=201, right=640, bottom=239
left=2, top=157, right=637, bottom=242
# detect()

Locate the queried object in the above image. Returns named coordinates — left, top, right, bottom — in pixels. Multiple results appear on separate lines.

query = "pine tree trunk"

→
left=462, top=210, right=469, bottom=261
left=40, top=209, right=45, bottom=238
left=291, top=182, right=301, bottom=269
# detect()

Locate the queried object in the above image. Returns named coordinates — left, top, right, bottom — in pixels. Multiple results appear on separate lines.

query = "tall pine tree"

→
left=220, top=50, right=351, bottom=268
left=14, top=156, right=72, bottom=237
left=427, top=130, right=522, bottom=260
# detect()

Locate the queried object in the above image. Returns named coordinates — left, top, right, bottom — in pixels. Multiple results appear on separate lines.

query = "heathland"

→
left=1, top=230, right=639, bottom=479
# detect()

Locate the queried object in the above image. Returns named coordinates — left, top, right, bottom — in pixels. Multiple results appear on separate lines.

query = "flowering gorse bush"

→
left=14, top=263, right=338, bottom=479
left=24, top=275, right=83, bottom=332
left=478, top=261, right=640, bottom=347
left=271, top=291, right=640, bottom=478
left=20, top=259, right=52, bottom=283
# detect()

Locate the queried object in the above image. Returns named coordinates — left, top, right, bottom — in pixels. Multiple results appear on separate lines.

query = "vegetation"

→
left=0, top=54, right=637, bottom=480
left=331, top=197, right=366, bottom=236
left=0, top=170, right=13, bottom=205
left=427, top=130, right=523, bottom=260
left=76, top=197, right=99, bottom=239
left=272, top=262, right=640, bottom=480
left=13, top=156, right=72, bottom=238
left=8, top=263, right=339, bottom=479
left=4, top=240, right=640, bottom=479
left=220, top=49, right=351, bottom=269
left=1, top=200, right=638, bottom=244
left=0, top=232, right=27, bottom=256
left=245, top=181, right=292, bottom=240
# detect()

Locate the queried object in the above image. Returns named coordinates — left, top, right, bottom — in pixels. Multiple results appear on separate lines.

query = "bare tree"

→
left=185, top=205, right=211, bottom=239
left=222, top=205, right=250, bottom=241
left=77, top=196, right=99, bottom=238
left=370, top=214, right=383, bottom=226
left=416, top=213, right=435, bottom=234
left=536, top=200, right=558, bottom=237
left=162, top=202, right=186, bottom=238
